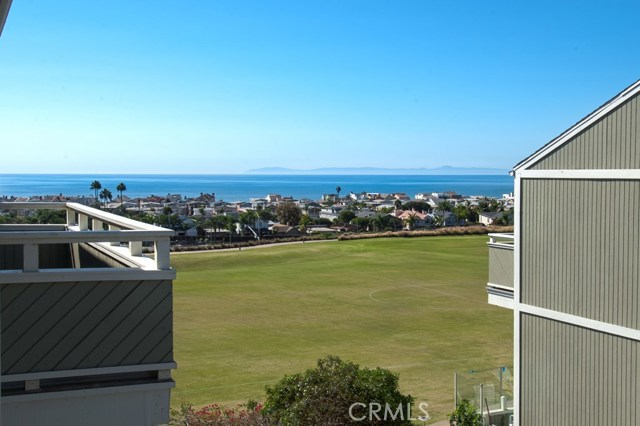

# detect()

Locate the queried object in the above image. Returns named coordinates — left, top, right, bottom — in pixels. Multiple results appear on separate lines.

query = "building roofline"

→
left=0, top=0, right=12, bottom=37
left=512, top=79, right=640, bottom=172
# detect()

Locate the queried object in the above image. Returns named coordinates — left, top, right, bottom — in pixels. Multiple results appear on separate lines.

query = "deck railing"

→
left=0, top=202, right=174, bottom=277
left=487, top=233, right=514, bottom=290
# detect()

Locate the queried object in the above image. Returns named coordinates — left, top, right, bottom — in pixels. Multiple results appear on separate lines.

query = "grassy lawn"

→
left=171, top=235, right=513, bottom=421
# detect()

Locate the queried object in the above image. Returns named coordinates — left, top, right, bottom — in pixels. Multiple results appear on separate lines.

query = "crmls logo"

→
left=348, top=402, right=431, bottom=422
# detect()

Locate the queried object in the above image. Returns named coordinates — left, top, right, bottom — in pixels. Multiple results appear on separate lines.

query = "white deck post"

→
left=154, top=239, right=170, bottom=270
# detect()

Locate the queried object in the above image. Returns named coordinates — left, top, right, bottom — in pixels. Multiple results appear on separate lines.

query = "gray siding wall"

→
left=531, top=94, right=640, bottom=169
left=1, top=279, right=173, bottom=375
left=488, top=245, right=513, bottom=288
left=521, top=179, right=640, bottom=329
left=520, top=314, right=640, bottom=426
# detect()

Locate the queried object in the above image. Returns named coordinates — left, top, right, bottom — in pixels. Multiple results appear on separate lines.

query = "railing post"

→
left=109, top=225, right=120, bottom=246
left=154, top=239, right=170, bottom=270
left=66, top=209, right=76, bottom=227
left=23, top=243, right=39, bottom=272
left=92, top=219, right=103, bottom=231
left=78, top=214, right=89, bottom=231
left=129, top=241, right=142, bottom=257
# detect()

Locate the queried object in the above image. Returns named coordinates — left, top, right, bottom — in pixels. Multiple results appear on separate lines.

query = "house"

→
left=394, top=209, right=430, bottom=229
left=487, top=80, right=640, bottom=425
left=265, top=194, right=282, bottom=203
left=478, top=211, right=502, bottom=226
left=319, top=205, right=344, bottom=221
left=270, top=224, right=302, bottom=236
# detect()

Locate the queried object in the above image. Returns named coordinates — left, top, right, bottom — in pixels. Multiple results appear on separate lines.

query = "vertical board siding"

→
left=488, top=245, right=514, bottom=288
left=0, top=280, right=173, bottom=374
left=521, top=179, right=640, bottom=329
left=531, top=94, right=640, bottom=169
left=0, top=244, right=72, bottom=270
left=520, top=314, right=639, bottom=426
left=0, top=245, right=22, bottom=270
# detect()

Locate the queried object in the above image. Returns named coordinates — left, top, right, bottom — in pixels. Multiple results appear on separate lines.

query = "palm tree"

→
left=335, top=186, right=341, bottom=201
left=99, top=188, right=112, bottom=208
left=116, top=182, right=127, bottom=205
left=90, top=180, right=102, bottom=204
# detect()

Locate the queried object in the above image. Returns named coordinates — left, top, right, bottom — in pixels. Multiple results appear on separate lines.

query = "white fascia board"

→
left=513, top=80, right=640, bottom=172
left=1, top=362, right=177, bottom=383
left=518, top=169, right=640, bottom=179
left=0, top=267, right=176, bottom=284
left=488, top=293, right=514, bottom=310
left=512, top=174, right=522, bottom=426
left=520, top=304, right=640, bottom=341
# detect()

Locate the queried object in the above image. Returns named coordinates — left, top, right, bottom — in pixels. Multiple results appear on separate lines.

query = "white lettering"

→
left=384, top=403, right=404, bottom=420
left=348, top=403, right=366, bottom=421
left=369, top=403, right=382, bottom=421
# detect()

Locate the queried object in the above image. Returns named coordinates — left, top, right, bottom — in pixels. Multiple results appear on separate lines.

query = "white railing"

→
left=0, top=202, right=174, bottom=273
left=488, top=232, right=514, bottom=249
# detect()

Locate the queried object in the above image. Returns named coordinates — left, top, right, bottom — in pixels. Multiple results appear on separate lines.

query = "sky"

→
left=1, top=1, right=639, bottom=174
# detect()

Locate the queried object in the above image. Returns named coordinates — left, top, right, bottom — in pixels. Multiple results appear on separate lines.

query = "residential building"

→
left=0, top=202, right=176, bottom=425
left=487, top=80, right=640, bottom=425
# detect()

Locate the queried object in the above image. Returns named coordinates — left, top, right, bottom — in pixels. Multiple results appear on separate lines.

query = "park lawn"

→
left=170, top=235, right=513, bottom=421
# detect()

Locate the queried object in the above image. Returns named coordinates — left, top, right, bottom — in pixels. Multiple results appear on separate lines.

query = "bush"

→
left=170, top=402, right=270, bottom=426
left=263, top=355, right=414, bottom=426
left=449, top=400, right=483, bottom=426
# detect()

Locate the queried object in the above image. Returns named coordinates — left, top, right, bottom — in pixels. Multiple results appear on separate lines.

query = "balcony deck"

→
left=487, top=233, right=514, bottom=309
left=0, top=202, right=176, bottom=425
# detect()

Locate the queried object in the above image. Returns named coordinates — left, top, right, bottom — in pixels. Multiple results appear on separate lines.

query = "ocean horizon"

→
left=0, top=174, right=513, bottom=201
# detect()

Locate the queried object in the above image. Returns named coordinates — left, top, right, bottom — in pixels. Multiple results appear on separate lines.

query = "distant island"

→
left=244, top=166, right=509, bottom=175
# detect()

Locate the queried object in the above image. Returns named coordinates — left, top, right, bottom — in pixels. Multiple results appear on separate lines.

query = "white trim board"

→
left=1, top=362, right=177, bottom=383
left=518, top=169, right=640, bottom=179
left=0, top=268, right=176, bottom=284
left=519, top=304, right=640, bottom=341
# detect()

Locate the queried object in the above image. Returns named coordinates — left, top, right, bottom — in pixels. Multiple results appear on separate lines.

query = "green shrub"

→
left=449, top=400, right=483, bottom=426
left=263, top=355, right=414, bottom=426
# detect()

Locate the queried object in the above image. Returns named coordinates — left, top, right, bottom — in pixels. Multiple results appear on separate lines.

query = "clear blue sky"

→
left=1, top=1, right=639, bottom=174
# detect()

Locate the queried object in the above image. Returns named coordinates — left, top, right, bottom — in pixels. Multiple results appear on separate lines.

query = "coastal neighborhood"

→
left=0, top=187, right=514, bottom=244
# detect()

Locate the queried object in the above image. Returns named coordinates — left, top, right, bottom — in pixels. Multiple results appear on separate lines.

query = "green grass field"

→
left=171, top=235, right=513, bottom=421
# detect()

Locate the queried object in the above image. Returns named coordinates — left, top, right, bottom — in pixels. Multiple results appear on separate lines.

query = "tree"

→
left=90, top=180, right=102, bottom=204
left=298, top=214, right=311, bottom=233
left=351, top=217, right=370, bottom=232
left=337, top=209, right=356, bottom=224
left=402, top=201, right=432, bottom=213
left=225, top=216, right=237, bottom=242
left=116, top=182, right=127, bottom=205
left=263, top=355, right=414, bottom=426
left=335, top=186, right=342, bottom=200
left=449, top=400, right=483, bottom=426
left=453, top=205, right=468, bottom=225
left=402, top=212, right=419, bottom=230
left=437, top=200, right=453, bottom=212
left=275, top=202, right=302, bottom=226
left=99, top=188, right=112, bottom=208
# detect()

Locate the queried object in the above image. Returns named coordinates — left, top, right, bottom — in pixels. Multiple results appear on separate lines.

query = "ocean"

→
left=0, top=174, right=513, bottom=201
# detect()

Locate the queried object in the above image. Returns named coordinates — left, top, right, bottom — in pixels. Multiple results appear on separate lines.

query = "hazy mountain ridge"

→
left=244, top=166, right=509, bottom=175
